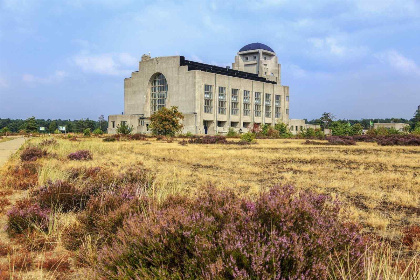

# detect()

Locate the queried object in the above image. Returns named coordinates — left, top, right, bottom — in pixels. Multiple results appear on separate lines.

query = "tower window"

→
left=231, top=89, right=239, bottom=115
left=245, top=56, right=248, bottom=61
left=243, top=90, right=250, bottom=116
left=275, top=95, right=281, bottom=118
left=254, top=92, right=261, bottom=117
left=265, top=93, right=272, bottom=118
left=218, top=87, right=226, bottom=115
left=204, top=85, right=213, bottom=113
left=151, top=73, right=168, bottom=114
left=253, top=56, right=257, bottom=60
left=264, top=56, right=267, bottom=60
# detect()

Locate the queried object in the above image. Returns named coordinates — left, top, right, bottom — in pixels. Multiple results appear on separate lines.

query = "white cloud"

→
left=22, top=70, right=67, bottom=84
left=376, top=50, right=420, bottom=76
left=72, top=52, right=138, bottom=76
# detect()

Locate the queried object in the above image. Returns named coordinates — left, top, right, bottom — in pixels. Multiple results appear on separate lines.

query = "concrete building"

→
left=108, top=43, right=299, bottom=135
left=373, top=123, right=409, bottom=132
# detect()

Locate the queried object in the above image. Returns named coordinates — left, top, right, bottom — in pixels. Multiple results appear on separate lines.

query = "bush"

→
left=97, top=186, right=366, bottom=279
left=274, top=122, right=293, bottom=138
left=226, top=127, right=237, bottom=137
left=68, top=150, right=93, bottom=160
left=116, top=122, right=133, bottom=135
left=20, top=146, right=47, bottom=161
left=7, top=199, right=50, bottom=235
left=127, top=133, right=146, bottom=140
left=240, top=132, right=255, bottom=143
left=83, top=128, right=91, bottom=136
left=93, top=128, right=103, bottom=135
left=32, top=180, right=87, bottom=212
left=103, top=136, right=117, bottom=142
left=327, top=136, right=356, bottom=145
left=150, top=106, right=184, bottom=136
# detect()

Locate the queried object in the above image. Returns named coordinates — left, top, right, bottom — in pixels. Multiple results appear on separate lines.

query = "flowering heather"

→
left=97, top=185, right=367, bottom=279
left=376, top=135, right=420, bottom=146
left=188, top=135, right=228, bottom=144
left=67, top=150, right=93, bottom=160
left=32, top=180, right=87, bottom=212
left=39, top=138, right=58, bottom=147
left=7, top=199, right=50, bottom=235
left=20, top=146, right=47, bottom=161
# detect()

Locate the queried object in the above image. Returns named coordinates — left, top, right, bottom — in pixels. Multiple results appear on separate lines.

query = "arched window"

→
left=150, top=73, right=168, bottom=114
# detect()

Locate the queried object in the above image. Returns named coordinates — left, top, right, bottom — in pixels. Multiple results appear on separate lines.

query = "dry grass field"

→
left=0, top=136, right=419, bottom=279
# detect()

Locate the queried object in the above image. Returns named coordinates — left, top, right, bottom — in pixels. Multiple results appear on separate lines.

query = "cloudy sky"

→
left=0, top=0, right=419, bottom=121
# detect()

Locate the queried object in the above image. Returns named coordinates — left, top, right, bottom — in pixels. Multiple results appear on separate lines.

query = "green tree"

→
left=117, top=122, right=133, bottom=135
left=49, top=120, right=57, bottom=133
left=24, top=116, right=38, bottom=132
left=319, top=112, right=335, bottom=130
left=1, top=127, right=10, bottom=135
left=351, top=123, right=363, bottom=135
left=150, top=106, right=184, bottom=136
left=274, top=122, right=292, bottom=138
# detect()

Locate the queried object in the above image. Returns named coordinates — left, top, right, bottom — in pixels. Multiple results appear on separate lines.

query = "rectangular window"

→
left=275, top=95, right=281, bottom=118
left=204, top=85, right=213, bottom=114
left=218, top=87, right=226, bottom=115
left=265, top=93, right=271, bottom=118
left=286, top=96, right=289, bottom=101
left=243, top=90, right=250, bottom=116
left=231, top=89, right=239, bottom=115
left=254, top=92, right=261, bottom=117
left=286, top=109, right=289, bottom=115
left=111, top=121, right=115, bottom=128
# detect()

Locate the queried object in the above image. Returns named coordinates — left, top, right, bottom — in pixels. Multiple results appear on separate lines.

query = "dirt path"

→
left=0, top=137, right=26, bottom=167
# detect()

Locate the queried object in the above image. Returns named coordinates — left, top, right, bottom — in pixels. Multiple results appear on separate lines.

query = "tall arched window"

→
left=150, top=73, right=168, bottom=114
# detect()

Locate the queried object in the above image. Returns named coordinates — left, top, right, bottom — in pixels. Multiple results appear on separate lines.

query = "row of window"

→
left=204, top=85, right=289, bottom=118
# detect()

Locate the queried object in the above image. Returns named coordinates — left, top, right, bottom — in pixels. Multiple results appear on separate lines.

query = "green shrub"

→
left=83, top=128, right=91, bottom=136
left=116, top=122, right=133, bottom=135
left=93, top=128, right=103, bottom=135
left=226, top=128, right=237, bottom=137
left=274, top=122, right=293, bottom=138
left=240, top=132, right=255, bottom=143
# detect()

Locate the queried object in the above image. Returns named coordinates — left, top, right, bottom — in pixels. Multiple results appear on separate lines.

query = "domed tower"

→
left=232, top=43, right=281, bottom=84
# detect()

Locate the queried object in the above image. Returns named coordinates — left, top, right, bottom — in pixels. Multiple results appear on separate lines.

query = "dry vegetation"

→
left=0, top=136, right=419, bottom=279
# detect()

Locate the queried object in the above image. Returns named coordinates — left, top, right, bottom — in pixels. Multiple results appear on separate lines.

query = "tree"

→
left=319, top=112, right=335, bottom=130
left=24, top=117, right=38, bottom=132
left=274, top=122, right=292, bottom=138
left=1, top=127, right=10, bottom=136
left=351, top=123, right=363, bottom=135
left=117, top=122, right=133, bottom=135
left=49, top=120, right=58, bottom=133
left=410, top=108, right=420, bottom=130
left=98, top=115, right=107, bottom=131
left=150, top=106, right=184, bottom=136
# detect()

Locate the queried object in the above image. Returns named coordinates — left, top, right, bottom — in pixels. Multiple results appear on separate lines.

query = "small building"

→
left=373, top=123, right=409, bottom=132
left=108, top=43, right=305, bottom=135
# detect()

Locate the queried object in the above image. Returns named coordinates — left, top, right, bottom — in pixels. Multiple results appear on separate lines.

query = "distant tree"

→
left=274, top=122, right=292, bottom=138
left=150, top=106, right=184, bottom=136
left=49, top=120, right=58, bottom=133
left=98, top=115, right=107, bottom=131
left=410, top=108, right=420, bottom=130
left=24, top=117, right=38, bottom=132
left=319, top=112, right=335, bottom=130
left=1, top=127, right=10, bottom=135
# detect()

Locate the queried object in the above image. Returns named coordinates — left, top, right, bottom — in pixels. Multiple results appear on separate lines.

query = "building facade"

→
left=108, top=43, right=295, bottom=135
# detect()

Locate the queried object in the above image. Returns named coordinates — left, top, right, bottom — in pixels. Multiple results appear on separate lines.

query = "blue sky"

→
left=0, top=0, right=419, bottom=121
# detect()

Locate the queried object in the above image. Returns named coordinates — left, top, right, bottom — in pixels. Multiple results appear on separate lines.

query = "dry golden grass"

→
left=0, top=135, right=419, bottom=278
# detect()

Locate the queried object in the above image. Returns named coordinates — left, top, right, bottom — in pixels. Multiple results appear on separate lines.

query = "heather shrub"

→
left=376, top=134, right=420, bottom=146
left=39, top=138, right=58, bottom=147
left=103, top=136, right=116, bottom=142
left=7, top=199, right=50, bottom=235
left=97, top=185, right=366, bottom=279
left=32, top=180, right=87, bottom=212
left=327, top=136, right=356, bottom=145
left=68, top=150, right=93, bottom=160
left=3, top=162, right=39, bottom=190
left=0, top=241, right=12, bottom=257
left=10, top=250, right=33, bottom=271
left=0, top=198, right=11, bottom=212
left=40, top=252, right=71, bottom=272
left=402, top=225, right=420, bottom=248
left=188, top=135, right=228, bottom=144
left=127, top=133, right=146, bottom=140
left=20, top=146, right=47, bottom=161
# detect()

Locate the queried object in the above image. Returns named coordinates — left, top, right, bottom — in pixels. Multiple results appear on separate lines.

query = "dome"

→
left=239, top=42, right=274, bottom=53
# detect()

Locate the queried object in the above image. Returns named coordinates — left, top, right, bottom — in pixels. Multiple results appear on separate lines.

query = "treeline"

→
left=0, top=116, right=108, bottom=133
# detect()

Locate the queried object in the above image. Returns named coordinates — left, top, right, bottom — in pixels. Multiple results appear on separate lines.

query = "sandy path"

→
left=0, top=137, right=26, bottom=167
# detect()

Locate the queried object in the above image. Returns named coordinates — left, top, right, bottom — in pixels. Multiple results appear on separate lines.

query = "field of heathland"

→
left=0, top=135, right=419, bottom=279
